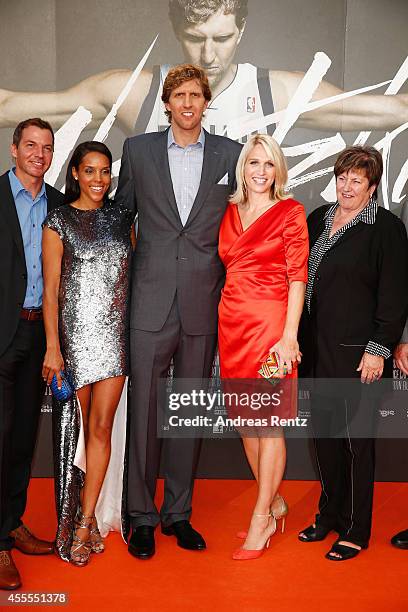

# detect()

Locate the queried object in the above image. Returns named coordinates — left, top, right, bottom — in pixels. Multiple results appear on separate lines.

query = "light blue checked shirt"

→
left=8, top=168, right=48, bottom=308
left=167, top=127, right=205, bottom=226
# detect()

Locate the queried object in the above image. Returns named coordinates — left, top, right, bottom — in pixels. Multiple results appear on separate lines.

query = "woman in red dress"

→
left=218, top=134, right=308, bottom=560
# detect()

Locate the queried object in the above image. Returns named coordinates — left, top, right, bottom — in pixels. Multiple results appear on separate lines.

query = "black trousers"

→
left=311, top=393, right=377, bottom=548
left=0, top=319, right=46, bottom=550
left=127, top=296, right=217, bottom=528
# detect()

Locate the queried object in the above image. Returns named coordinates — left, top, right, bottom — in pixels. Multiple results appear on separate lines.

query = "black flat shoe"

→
left=325, top=541, right=361, bottom=561
left=161, top=520, right=206, bottom=551
left=128, top=525, right=155, bottom=559
left=391, top=529, right=408, bottom=549
left=298, top=523, right=332, bottom=542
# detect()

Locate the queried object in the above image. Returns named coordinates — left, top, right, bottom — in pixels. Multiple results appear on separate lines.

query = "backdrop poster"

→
left=0, top=0, right=407, bottom=478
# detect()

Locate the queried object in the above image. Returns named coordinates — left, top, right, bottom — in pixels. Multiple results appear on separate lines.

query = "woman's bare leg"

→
left=242, top=434, right=286, bottom=550
left=242, top=437, right=259, bottom=480
left=80, top=376, right=126, bottom=518
left=242, top=436, right=283, bottom=505
left=73, top=376, right=125, bottom=553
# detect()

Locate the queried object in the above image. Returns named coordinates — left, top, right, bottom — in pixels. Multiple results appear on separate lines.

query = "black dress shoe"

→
left=391, top=528, right=408, bottom=549
left=298, top=523, right=332, bottom=542
left=128, top=526, right=155, bottom=559
left=161, top=520, right=206, bottom=550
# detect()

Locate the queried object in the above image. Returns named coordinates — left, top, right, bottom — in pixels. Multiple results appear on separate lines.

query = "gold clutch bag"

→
left=258, top=352, right=281, bottom=382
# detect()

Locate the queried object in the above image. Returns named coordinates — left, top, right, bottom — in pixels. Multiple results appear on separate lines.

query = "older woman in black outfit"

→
left=298, top=146, right=408, bottom=561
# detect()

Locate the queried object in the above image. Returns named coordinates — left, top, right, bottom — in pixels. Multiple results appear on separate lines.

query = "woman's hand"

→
left=356, top=352, right=384, bottom=384
left=42, top=347, right=65, bottom=388
left=269, top=335, right=302, bottom=377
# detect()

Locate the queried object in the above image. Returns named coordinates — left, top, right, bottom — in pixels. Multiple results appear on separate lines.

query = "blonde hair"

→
left=230, top=134, right=291, bottom=205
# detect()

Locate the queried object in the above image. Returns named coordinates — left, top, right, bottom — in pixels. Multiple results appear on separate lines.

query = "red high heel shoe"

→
left=232, top=514, right=277, bottom=560
left=236, top=495, right=288, bottom=539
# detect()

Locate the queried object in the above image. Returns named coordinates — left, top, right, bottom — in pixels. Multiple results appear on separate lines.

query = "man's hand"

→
left=394, top=343, right=408, bottom=375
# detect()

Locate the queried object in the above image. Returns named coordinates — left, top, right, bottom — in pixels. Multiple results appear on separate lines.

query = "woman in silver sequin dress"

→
left=42, top=142, right=134, bottom=566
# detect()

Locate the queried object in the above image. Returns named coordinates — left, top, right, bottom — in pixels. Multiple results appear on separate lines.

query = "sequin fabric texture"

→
left=43, top=203, right=133, bottom=560
left=44, top=203, right=133, bottom=387
left=51, top=397, right=83, bottom=561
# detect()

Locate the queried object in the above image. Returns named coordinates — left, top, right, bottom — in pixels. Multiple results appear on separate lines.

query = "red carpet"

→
left=10, top=479, right=408, bottom=611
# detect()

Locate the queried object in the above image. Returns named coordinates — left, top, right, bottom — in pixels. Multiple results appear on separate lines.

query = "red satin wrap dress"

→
left=218, top=199, right=309, bottom=395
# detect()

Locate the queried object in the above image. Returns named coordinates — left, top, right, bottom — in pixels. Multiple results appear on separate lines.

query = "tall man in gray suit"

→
left=115, top=64, right=241, bottom=559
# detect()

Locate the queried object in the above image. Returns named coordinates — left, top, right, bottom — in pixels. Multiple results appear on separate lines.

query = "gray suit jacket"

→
left=115, top=128, right=242, bottom=334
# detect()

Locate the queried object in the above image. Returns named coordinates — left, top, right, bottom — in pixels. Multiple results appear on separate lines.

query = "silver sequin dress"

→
left=43, top=203, right=133, bottom=560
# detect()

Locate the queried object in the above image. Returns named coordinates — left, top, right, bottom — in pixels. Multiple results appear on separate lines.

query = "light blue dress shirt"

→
left=8, top=168, right=48, bottom=308
left=167, top=127, right=205, bottom=226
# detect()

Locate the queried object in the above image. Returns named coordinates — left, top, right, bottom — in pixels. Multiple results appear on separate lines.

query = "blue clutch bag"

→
left=50, top=370, right=74, bottom=402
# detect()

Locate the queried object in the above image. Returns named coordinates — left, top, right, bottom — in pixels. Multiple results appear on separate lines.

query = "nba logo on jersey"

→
left=246, top=97, right=256, bottom=113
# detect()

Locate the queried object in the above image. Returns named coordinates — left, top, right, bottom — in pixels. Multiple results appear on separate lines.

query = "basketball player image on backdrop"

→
left=0, top=0, right=407, bottom=137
